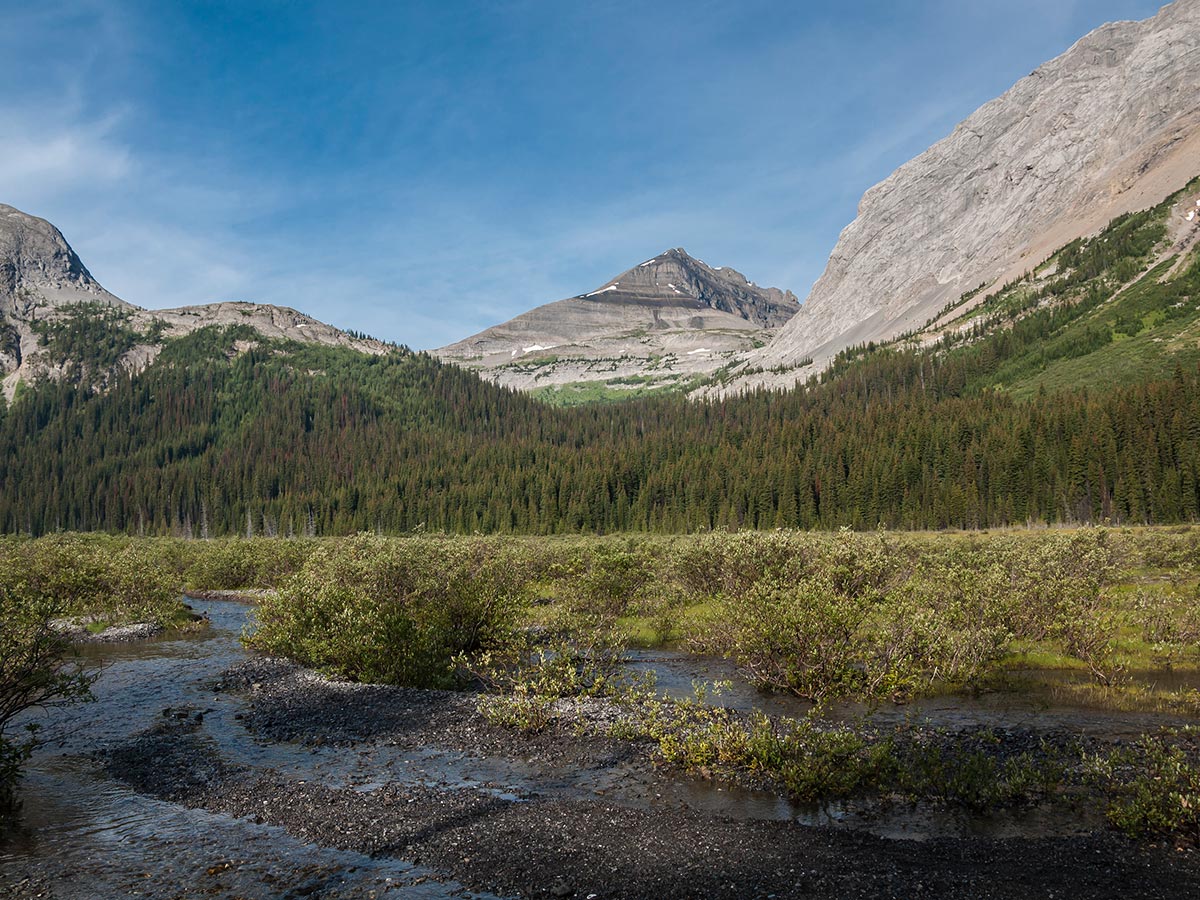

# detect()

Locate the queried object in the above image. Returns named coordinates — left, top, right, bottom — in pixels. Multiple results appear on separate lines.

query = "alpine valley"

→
left=9, top=5, right=1200, bottom=897
left=0, top=0, right=1198, bottom=535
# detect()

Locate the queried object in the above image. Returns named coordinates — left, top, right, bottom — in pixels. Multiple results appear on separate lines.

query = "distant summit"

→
left=573, top=248, right=798, bottom=329
left=435, top=248, right=797, bottom=400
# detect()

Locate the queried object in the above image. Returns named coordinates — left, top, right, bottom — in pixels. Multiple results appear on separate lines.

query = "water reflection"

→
left=0, top=599, right=497, bottom=899
left=5, top=597, right=1194, bottom=899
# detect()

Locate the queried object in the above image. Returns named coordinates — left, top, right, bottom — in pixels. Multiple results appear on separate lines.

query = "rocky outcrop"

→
left=0, top=204, right=129, bottom=318
left=146, top=301, right=388, bottom=352
left=436, top=248, right=798, bottom=394
left=732, top=0, right=1200, bottom=391
left=0, top=204, right=389, bottom=400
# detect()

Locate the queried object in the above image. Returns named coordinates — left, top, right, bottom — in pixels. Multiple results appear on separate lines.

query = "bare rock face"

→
left=0, top=204, right=134, bottom=388
left=0, top=204, right=129, bottom=318
left=0, top=204, right=388, bottom=400
left=734, top=0, right=1200, bottom=391
left=436, top=248, right=798, bottom=394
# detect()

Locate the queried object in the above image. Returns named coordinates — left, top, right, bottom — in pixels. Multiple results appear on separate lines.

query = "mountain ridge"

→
left=0, top=204, right=390, bottom=401
left=2, top=184, right=1199, bottom=534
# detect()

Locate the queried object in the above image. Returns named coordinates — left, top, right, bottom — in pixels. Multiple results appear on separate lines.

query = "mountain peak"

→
left=0, top=203, right=390, bottom=402
left=0, top=203, right=128, bottom=316
left=578, top=248, right=797, bottom=329
left=437, top=249, right=798, bottom=397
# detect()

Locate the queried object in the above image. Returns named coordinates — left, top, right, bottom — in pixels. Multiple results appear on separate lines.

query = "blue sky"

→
left=0, top=0, right=1167, bottom=349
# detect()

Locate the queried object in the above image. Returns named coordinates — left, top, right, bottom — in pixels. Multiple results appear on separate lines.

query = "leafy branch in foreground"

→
left=0, top=558, right=95, bottom=815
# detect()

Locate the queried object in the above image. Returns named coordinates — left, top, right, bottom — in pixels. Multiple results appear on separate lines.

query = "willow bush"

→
left=0, top=534, right=183, bottom=627
left=696, top=529, right=1134, bottom=703
left=183, top=537, right=317, bottom=590
left=0, top=540, right=96, bottom=813
left=247, top=534, right=527, bottom=687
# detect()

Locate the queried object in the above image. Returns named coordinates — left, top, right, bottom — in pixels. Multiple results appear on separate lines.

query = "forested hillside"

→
left=0, top=320, right=1196, bottom=535
left=907, top=179, right=1200, bottom=397
left=2, top=180, right=1198, bottom=536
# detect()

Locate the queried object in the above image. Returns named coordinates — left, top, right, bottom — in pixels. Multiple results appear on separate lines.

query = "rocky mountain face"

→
left=0, top=204, right=388, bottom=400
left=729, top=0, right=1200, bottom=392
left=0, top=204, right=129, bottom=315
left=0, top=204, right=128, bottom=379
left=435, top=248, right=798, bottom=396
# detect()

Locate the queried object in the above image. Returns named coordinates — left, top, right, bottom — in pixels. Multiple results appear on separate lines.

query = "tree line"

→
left=0, top=322, right=1196, bottom=536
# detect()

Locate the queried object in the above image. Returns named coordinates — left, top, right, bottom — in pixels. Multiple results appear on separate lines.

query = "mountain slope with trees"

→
left=2, top=300, right=1196, bottom=535
left=2, top=179, right=1198, bottom=536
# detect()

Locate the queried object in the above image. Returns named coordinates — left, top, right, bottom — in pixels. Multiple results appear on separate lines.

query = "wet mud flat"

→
left=6, top=598, right=1200, bottom=900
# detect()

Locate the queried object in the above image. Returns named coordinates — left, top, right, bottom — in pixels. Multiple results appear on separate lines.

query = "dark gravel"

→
left=52, top=620, right=166, bottom=643
left=96, top=657, right=1200, bottom=900
left=212, top=657, right=646, bottom=772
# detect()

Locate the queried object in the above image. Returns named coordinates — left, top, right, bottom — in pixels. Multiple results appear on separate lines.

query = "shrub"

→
left=634, top=699, right=1058, bottom=809
left=562, top=543, right=656, bottom=620
left=997, top=529, right=1117, bottom=643
left=185, top=538, right=316, bottom=590
left=248, top=534, right=524, bottom=687
left=468, top=602, right=644, bottom=732
left=890, top=730, right=1065, bottom=810
left=1134, top=587, right=1200, bottom=662
left=741, top=713, right=889, bottom=802
left=0, top=548, right=95, bottom=814
left=710, top=573, right=872, bottom=702
left=671, top=530, right=810, bottom=599
left=0, top=534, right=184, bottom=627
left=1088, top=729, right=1200, bottom=841
left=885, top=559, right=1011, bottom=691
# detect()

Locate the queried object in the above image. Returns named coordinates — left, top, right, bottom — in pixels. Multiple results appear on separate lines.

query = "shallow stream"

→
left=0, top=600, right=497, bottom=899
left=625, top=649, right=1200, bottom=739
left=3, top=600, right=1197, bottom=897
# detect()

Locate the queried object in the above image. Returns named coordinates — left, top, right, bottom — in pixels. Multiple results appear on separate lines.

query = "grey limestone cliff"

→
left=732, top=0, right=1200, bottom=391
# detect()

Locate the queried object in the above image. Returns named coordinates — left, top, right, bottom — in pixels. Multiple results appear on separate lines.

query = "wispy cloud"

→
left=0, top=102, right=258, bottom=310
left=0, top=113, right=133, bottom=203
left=0, top=0, right=1168, bottom=351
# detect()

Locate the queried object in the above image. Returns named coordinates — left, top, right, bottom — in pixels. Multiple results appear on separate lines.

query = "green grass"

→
left=1010, top=317, right=1200, bottom=399
left=497, top=354, right=562, bottom=370
left=616, top=600, right=718, bottom=649
left=616, top=615, right=662, bottom=648
left=922, top=177, right=1200, bottom=399
left=1000, top=644, right=1089, bottom=671
left=529, top=376, right=693, bottom=406
left=1006, top=258, right=1200, bottom=398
